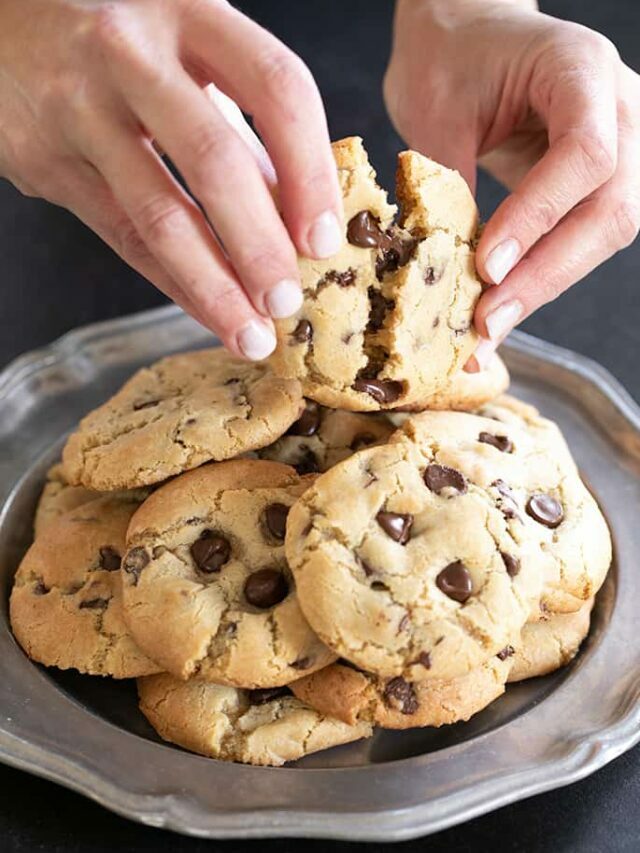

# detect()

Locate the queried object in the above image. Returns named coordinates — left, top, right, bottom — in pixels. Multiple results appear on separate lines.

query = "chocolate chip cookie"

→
left=62, top=348, right=303, bottom=490
left=270, top=137, right=482, bottom=411
left=122, top=459, right=335, bottom=688
left=508, top=599, right=594, bottom=682
left=286, top=420, right=543, bottom=682
left=10, top=496, right=160, bottom=678
left=137, top=673, right=372, bottom=766
left=291, top=654, right=512, bottom=729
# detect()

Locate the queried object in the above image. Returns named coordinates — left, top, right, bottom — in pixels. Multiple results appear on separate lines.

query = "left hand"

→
left=384, top=0, right=640, bottom=369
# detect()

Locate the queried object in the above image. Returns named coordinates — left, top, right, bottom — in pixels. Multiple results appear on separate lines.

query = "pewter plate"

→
left=0, top=305, right=638, bottom=842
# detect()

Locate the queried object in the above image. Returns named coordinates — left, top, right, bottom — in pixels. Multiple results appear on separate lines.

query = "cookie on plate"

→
left=122, top=459, right=335, bottom=688
left=286, top=416, right=544, bottom=682
left=270, top=137, right=482, bottom=411
left=10, top=496, right=161, bottom=678
left=138, top=674, right=372, bottom=766
left=291, top=653, right=512, bottom=729
left=508, top=599, right=594, bottom=682
left=257, top=399, right=395, bottom=474
left=34, top=463, right=149, bottom=537
left=62, top=348, right=303, bottom=490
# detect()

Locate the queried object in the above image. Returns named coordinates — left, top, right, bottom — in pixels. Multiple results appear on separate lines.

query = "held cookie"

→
left=10, top=496, right=160, bottom=678
left=137, top=674, right=372, bottom=766
left=121, top=460, right=335, bottom=688
left=472, top=395, right=612, bottom=613
left=508, top=599, right=594, bottom=682
left=257, top=399, right=395, bottom=474
left=270, top=137, right=482, bottom=411
left=286, top=425, right=542, bottom=682
left=62, top=348, right=303, bottom=490
left=291, top=654, right=512, bottom=729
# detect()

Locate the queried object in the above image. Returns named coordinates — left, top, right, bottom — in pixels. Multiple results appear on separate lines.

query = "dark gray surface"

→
left=0, top=1, right=638, bottom=851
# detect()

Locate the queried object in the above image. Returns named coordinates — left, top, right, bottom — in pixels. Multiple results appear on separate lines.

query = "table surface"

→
left=1, top=1, right=638, bottom=851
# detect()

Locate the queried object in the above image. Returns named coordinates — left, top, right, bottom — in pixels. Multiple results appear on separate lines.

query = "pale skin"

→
left=0, top=0, right=637, bottom=370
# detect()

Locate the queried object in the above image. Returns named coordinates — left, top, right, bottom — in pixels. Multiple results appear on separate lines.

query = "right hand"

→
left=0, top=0, right=342, bottom=359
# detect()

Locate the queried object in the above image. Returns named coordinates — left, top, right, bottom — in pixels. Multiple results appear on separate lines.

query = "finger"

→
left=78, top=116, right=277, bottom=360
left=473, top=111, right=640, bottom=351
left=477, top=41, right=618, bottom=285
left=183, top=0, right=342, bottom=258
left=103, top=43, right=303, bottom=322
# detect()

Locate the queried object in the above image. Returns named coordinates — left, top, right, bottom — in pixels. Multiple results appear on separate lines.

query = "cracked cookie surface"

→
left=10, top=496, right=160, bottom=678
left=286, top=414, right=546, bottom=682
left=137, top=673, right=372, bottom=766
left=62, top=348, right=303, bottom=490
left=34, top=463, right=149, bottom=537
left=291, top=654, right=512, bottom=729
left=508, top=598, right=593, bottom=682
left=270, top=137, right=482, bottom=411
left=122, top=459, right=335, bottom=688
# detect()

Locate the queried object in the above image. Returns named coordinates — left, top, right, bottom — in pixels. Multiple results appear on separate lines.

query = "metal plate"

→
left=0, top=305, right=638, bottom=842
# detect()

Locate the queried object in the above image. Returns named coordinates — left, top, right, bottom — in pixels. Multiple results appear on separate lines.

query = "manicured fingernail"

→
left=485, top=300, right=524, bottom=342
left=266, top=278, right=303, bottom=319
left=464, top=338, right=497, bottom=373
left=485, top=238, right=521, bottom=284
left=237, top=320, right=276, bottom=361
left=308, top=210, right=342, bottom=258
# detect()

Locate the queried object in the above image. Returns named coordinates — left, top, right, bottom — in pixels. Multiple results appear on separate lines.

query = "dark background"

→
left=0, top=1, right=638, bottom=851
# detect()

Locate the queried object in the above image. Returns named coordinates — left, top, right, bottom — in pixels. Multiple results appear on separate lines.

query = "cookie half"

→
left=137, top=674, right=371, bottom=766
left=10, top=496, right=160, bottom=678
left=286, top=417, right=543, bottom=682
left=62, top=348, right=303, bottom=490
left=270, top=137, right=482, bottom=411
left=122, top=459, right=335, bottom=688
left=291, top=654, right=512, bottom=729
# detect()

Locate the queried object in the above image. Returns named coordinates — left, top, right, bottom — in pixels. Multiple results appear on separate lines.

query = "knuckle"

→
left=135, top=196, right=190, bottom=245
left=258, top=48, right=315, bottom=102
left=112, top=217, right=151, bottom=263
left=572, top=131, right=616, bottom=184
left=611, top=196, right=640, bottom=248
left=234, top=243, right=283, bottom=275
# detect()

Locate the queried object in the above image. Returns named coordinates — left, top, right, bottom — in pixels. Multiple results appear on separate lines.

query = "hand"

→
left=384, top=0, right=640, bottom=369
left=0, top=0, right=343, bottom=359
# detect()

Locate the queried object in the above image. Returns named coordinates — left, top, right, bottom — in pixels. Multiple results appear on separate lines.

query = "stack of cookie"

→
left=9, top=139, right=612, bottom=767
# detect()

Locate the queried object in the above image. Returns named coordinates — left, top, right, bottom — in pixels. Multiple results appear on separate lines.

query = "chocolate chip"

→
left=375, top=232, right=417, bottom=279
left=526, top=493, right=564, bottom=528
left=321, top=268, right=356, bottom=287
left=264, top=503, right=290, bottom=540
left=432, top=315, right=440, bottom=328
left=347, top=210, right=384, bottom=248
left=224, top=377, right=240, bottom=386
left=287, top=400, right=321, bottom=437
left=367, top=287, right=394, bottom=331
left=122, top=547, right=149, bottom=585
left=33, top=580, right=49, bottom=596
left=424, top=464, right=467, bottom=496
left=384, top=677, right=419, bottom=715
left=350, top=432, right=377, bottom=451
left=479, top=432, right=514, bottom=453
left=424, top=266, right=441, bottom=285
left=291, top=319, right=312, bottom=344
left=244, top=569, right=288, bottom=608
left=491, top=479, right=520, bottom=520
left=358, top=557, right=375, bottom=577
left=497, top=645, right=515, bottom=661
left=133, top=399, right=160, bottom=411
left=353, top=378, right=403, bottom=404
left=436, top=561, right=473, bottom=603
left=224, top=622, right=237, bottom=637
left=371, top=580, right=389, bottom=592
left=416, top=652, right=431, bottom=669
left=99, top=546, right=121, bottom=572
left=79, top=597, right=109, bottom=610
left=293, top=448, right=320, bottom=475
left=376, top=511, right=413, bottom=544
left=190, top=531, right=231, bottom=573
left=152, top=545, right=166, bottom=559
left=501, top=552, right=520, bottom=577
left=399, top=613, right=410, bottom=632
left=247, top=686, right=292, bottom=705
left=290, top=656, right=314, bottom=670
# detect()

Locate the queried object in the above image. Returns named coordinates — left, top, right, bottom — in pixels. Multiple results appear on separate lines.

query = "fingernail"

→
left=308, top=210, right=342, bottom=258
left=485, top=300, right=524, bottom=342
left=464, top=338, right=497, bottom=373
left=237, top=320, right=277, bottom=361
left=485, top=238, right=521, bottom=284
left=266, top=278, right=303, bottom=319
